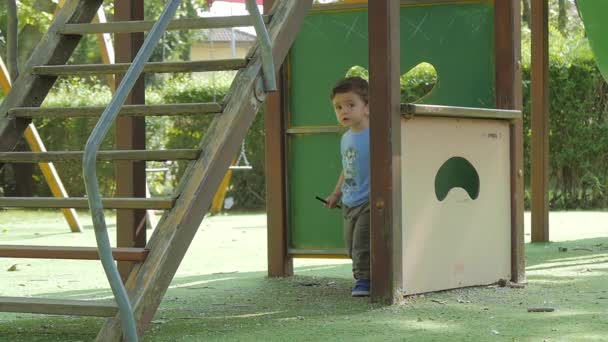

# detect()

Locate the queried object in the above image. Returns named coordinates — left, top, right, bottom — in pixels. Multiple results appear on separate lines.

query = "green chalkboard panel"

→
left=288, top=2, right=496, bottom=254
left=287, top=133, right=344, bottom=251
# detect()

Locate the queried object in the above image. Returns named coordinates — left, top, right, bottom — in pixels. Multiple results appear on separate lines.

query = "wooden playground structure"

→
left=1, top=0, right=607, bottom=340
left=267, top=0, right=524, bottom=299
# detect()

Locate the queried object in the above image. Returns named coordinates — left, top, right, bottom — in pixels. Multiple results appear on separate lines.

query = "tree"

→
left=558, top=0, right=568, bottom=35
left=522, top=0, right=531, bottom=29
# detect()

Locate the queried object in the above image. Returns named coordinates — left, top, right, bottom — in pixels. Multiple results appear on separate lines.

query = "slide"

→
left=578, top=0, right=608, bottom=82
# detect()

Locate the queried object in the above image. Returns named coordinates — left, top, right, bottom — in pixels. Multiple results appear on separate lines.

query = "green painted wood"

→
left=288, top=2, right=496, bottom=252
left=578, top=1, right=608, bottom=83
left=60, top=15, right=270, bottom=34
left=0, top=149, right=199, bottom=162
left=0, top=297, right=117, bottom=317
left=32, top=59, right=247, bottom=76
left=0, top=197, right=174, bottom=209
left=9, top=103, right=222, bottom=118
left=288, top=133, right=344, bottom=250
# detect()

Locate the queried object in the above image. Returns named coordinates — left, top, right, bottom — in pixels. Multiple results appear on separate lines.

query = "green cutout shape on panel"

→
left=435, top=156, right=480, bottom=202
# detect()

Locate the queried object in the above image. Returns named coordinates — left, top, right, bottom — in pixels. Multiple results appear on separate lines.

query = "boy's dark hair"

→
left=330, top=76, right=369, bottom=104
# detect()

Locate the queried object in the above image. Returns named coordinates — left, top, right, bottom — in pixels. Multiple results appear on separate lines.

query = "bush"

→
left=158, top=73, right=267, bottom=211
left=4, top=56, right=608, bottom=211
left=522, top=58, right=608, bottom=209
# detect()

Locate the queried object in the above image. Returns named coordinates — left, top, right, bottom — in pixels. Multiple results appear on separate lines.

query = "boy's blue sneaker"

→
left=351, top=279, right=370, bottom=297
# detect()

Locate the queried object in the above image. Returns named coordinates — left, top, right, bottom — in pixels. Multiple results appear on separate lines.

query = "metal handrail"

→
left=245, top=0, right=276, bottom=92
left=7, top=0, right=19, bottom=82
left=82, top=1, right=183, bottom=341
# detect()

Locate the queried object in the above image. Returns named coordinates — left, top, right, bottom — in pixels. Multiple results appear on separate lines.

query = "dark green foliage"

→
left=159, top=74, right=266, bottom=210
left=522, top=59, right=608, bottom=209
left=5, top=59, right=608, bottom=210
left=30, top=77, right=115, bottom=197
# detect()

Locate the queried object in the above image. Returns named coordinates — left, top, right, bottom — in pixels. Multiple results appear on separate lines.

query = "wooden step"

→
left=9, top=103, right=223, bottom=118
left=0, top=149, right=199, bottom=163
left=0, top=245, right=148, bottom=261
left=0, top=197, right=174, bottom=209
left=60, top=15, right=271, bottom=34
left=32, top=59, right=247, bottom=76
left=0, top=297, right=118, bottom=317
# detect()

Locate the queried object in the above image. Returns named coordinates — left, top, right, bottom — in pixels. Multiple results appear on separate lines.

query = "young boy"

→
left=324, top=76, right=370, bottom=297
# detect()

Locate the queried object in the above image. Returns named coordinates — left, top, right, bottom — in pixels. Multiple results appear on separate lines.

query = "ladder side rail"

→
left=82, top=1, right=183, bottom=341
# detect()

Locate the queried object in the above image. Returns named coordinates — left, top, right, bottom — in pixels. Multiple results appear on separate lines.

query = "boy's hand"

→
left=325, top=193, right=341, bottom=209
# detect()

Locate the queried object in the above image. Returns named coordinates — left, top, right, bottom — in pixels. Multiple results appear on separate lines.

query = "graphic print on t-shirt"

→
left=343, top=147, right=358, bottom=195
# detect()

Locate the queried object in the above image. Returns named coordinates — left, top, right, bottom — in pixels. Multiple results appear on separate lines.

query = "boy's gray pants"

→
left=342, top=202, right=370, bottom=280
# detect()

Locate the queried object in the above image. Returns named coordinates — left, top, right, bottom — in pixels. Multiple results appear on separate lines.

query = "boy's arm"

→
left=325, top=172, right=344, bottom=208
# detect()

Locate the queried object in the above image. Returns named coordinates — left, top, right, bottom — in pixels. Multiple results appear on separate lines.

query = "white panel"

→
left=401, top=117, right=511, bottom=295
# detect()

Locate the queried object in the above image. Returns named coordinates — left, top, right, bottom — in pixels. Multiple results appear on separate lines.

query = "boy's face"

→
left=332, top=91, right=369, bottom=132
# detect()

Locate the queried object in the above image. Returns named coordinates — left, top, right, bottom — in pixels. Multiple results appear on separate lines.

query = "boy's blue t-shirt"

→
left=341, top=128, right=370, bottom=207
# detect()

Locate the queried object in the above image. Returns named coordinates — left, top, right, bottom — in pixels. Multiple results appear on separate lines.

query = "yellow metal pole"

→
left=211, top=168, right=233, bottom=214
left=0, top=55, right=83, bottom=232
left=24, top=126, right=83, bottom=232
left=0, top=58, right=10, bottom=93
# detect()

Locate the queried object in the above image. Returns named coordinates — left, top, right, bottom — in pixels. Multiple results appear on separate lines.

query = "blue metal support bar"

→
left=245, top=0, right=276, bottom=92
left=7, top=0, right=19, bottom=82
left=82, top=1, right=182, bottom=341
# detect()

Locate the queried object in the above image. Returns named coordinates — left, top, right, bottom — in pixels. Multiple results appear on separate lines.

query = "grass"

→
left=0, top=210, right=607, bottom=341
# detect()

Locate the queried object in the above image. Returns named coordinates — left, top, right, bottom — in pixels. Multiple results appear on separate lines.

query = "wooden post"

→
left=495, top=0, right=526, bottom=282
left=115, top=0, right=147, bottom=281
left=530, top=0, right=550, bottom=242
left=264, top=0, right=293, bottom=277
left=368, top=0, right=402, bottom=304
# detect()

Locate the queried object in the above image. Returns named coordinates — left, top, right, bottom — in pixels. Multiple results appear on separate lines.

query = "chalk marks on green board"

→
left=404, top=13, right=430, bottom=40
left=330, top=16, right=366, bottom=42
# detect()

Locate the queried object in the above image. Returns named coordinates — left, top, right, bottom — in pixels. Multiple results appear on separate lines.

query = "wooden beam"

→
left=312, top=0, right=469, bottom=12
left=495, top=0, right=525, bottom=283
left=60, top=15, right=271, bottom=34
left=368, top=0, right=403, bottom=304
left=10, top=103, right=223, bottom=118
left=31, top=59, right=248, bottom=75
left=114, top=0, right=146, bottom=282
left=95, top=2, right=313, bottom=340
left=530, top=0, right=550, bottom=242
left=264, top=0, right=293, bottom=278
left=0, top=245, right=148, bottom=261
left=0, top=297, right=117, bottom=317
left=0, top=149, right=200, bottom=162
left=0, top=197, right=174, bottom=209
left=402, top=104, right=521, bottom=120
